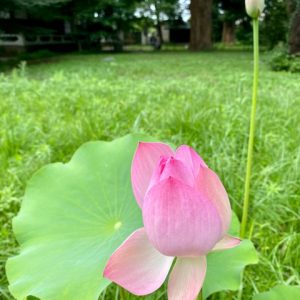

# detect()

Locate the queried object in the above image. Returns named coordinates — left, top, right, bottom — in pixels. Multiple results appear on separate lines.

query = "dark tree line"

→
left=1, top=0, right=300, bottom=53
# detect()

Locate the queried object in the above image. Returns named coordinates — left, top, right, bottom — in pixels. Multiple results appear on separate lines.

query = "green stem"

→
left=197, top=290, right=203, bottom=300
left=119, top=287, right=126, bottom=300
left=240, top=18, right=259, bottom=238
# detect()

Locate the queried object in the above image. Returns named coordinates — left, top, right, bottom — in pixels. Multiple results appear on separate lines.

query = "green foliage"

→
left=269, top=46, right=291, bottom=71
left=5, top=134, right=151, bottom=299
left=6, top=132, right=257, bottom=299
left=18, top=50, right=56, bottom=61
left=16, top=0, right=70, bottom=5
left=253, top=285, right=300, bottom=300
left=217, top=0, right=290, bottom=47
left=235, top=21, right=253, bottom=45
left=135, top=0, right=180, bottom=24
left=218, top=0, right=245, bottom=23
left=269, top=44, right=300, bottom=72
left=261, top=0, right=289, bottom=49
left=1, top=0, right=141, bottom=44
left=204, top=214, right=258, bottom=299
left=1, top=52, right=300, bottom=299
left=290, top=56, right=300, bottom=72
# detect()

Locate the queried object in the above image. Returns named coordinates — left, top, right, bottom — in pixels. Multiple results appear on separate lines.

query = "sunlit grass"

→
left=0, top=51, right=299, bottom=299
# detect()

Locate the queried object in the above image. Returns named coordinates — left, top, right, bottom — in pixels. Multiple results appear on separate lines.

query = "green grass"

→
left=0, top=51, right=299, bottom=299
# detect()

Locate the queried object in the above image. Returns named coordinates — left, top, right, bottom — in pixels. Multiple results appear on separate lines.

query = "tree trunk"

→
left=156, top=22, right=163, bottom=44
left=189, top=0, right=213, bottom=51
left=222, top=21, right=235, bottom=44
left=154, top=2, right=163, bottom=47
left=286, top=0, right=296, bottom=16
left=289, top=2, right=300, bottom=54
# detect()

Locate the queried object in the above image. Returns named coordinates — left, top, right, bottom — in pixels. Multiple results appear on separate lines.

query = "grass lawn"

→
left=0, top=51, right=299, bottom=299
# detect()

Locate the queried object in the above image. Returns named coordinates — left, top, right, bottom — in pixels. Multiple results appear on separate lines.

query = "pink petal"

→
left=168, top=256, right=207, bottom=300
left=103, top=228, right=174, bottom=296
left=175, top=145, right=207, bottom=178
left=131, top=142, right=173, bottom=208
left=143, top=177, right=223, bottom=257
left=148, top=157, right=195, bottom=190
left=146, top=156, right=168, bottom=192
left=175, top=145, right=232, bottom=235
left=211, top=234, right=241, bottom=252
left=195, top=167, right=232, bottom=235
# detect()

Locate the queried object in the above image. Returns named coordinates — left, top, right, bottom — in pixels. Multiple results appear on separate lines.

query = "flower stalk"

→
left=240, top=18, right=259, bottom=238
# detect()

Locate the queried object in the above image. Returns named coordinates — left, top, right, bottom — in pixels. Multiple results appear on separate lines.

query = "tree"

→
left=288, top=0, right=300, bottom=53
left=0, top=0, right=19, bottom=19
left=260, top=0, right=289, bottom=49
left=0, top=0, right=66, bottom=34
left=217, top=0, right=290, bottom=48
left=218, top=0, right=245, bottom=44
left=15, top=0, right=70, bottom=4
left=135, top=0, right=180, bottom=45
left=189, top=0, right=212, bottom=51
left=1, top=0, right=140, bottom=49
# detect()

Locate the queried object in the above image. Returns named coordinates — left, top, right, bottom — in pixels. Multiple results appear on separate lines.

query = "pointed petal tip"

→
left=211, top=235, right=241, bottom=252
left=131, top=142, right=173, bottom=207
left=136, top=141, right=148, bottom=148
left=175, top=145, right=208, bottom=177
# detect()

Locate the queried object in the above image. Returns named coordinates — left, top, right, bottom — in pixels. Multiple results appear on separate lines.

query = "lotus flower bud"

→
left=245, top=0, right=265, bottom=18
left=104, top=142, right=241, bottom=299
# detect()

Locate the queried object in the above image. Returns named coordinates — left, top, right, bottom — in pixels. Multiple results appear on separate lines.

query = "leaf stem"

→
left=240, top=18, right=259, bottom=238
left=119, top=287, right=127, bottom=300
left=197, top=290, right=203, bottom=300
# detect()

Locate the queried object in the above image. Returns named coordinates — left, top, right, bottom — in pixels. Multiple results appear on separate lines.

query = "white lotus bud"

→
left=245, top=0, right=265, bottom=18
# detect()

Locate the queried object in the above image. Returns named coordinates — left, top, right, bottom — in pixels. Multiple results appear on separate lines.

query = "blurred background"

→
left=0, top=0, right=299, bottom=59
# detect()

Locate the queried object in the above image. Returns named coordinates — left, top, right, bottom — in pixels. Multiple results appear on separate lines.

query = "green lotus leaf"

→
left=203, top=213, right=259, bottom=299
left=6, top=134, right=155, bottom=300
left=252, top=285, right=300, bottom=300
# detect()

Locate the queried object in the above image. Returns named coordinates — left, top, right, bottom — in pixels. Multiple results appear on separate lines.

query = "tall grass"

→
left=0, top=51, right=299, bottom=299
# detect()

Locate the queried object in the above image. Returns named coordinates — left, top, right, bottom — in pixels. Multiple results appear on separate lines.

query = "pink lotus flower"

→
left=104, top=142, right=241, bottom=299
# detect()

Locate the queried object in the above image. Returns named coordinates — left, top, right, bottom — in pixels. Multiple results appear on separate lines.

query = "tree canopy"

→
left=1, top=0, right=299, bottom=52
